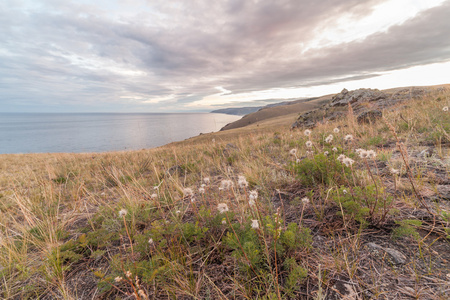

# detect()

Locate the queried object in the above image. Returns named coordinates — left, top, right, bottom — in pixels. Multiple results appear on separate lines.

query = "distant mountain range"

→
left=211, top=107, right=262, bottom=116
left=210, top=98, right=317, bottom=116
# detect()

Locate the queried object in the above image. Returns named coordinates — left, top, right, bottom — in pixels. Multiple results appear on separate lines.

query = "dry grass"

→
left=0, top=88, right=449, bottom=299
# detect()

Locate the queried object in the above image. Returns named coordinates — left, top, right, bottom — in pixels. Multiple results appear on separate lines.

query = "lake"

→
left=0, top=113, right=241, bottom=154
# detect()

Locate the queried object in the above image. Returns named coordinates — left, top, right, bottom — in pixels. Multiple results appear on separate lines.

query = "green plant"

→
left=292, top=153, right=352, bottom=187
left=332, top=185, right=393, bottom=225
left=392, top=219, right=422, bottom=241
left=283, top=257, right=307, bottom=297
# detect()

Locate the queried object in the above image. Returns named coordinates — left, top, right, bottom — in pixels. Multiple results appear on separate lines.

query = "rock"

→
left=417, top=147, right=434, bottom=158
left=226, top=143, right=238, bottom=150
left=384, top=247, right=407, bottom=265
left=367, top=242, right=384, bottom=251
left=357, top=110, right=382, bottom=124
left=330, top=88, right=387, bottom=107
left=437, top=185, right=450, bottom=200
left=331, top=281, right=360, bottom=300
left=366, top=242, right=406, bottom=265
left=167, top=165, right=183, bottom=176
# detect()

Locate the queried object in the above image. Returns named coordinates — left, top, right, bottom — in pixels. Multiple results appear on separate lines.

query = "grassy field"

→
left=0, top=88, right=450, bottom=299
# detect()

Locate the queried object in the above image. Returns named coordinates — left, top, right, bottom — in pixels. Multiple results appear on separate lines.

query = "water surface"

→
left=0, top=113, right=241, bottom=154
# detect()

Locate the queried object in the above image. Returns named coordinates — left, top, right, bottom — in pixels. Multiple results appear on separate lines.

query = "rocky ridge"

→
left=292, top=87, right=430, bottom=129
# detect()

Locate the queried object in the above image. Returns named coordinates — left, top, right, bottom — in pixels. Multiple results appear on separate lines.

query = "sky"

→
left=1, top=0, right=450, bottom=113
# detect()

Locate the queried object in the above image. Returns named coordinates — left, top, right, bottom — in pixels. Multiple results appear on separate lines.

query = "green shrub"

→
left=392, top=219, right=422, bottom=241
left=292, top=153, right=352, bottom=187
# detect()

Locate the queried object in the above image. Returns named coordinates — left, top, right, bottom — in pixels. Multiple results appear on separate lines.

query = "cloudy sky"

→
left=1, top=0, right=450, bottom=113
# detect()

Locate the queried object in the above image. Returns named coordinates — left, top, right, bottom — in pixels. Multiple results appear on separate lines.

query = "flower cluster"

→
left=355, top=148, right=376, bottom=159
left=219, top=180, right=234, bottom=191
left=183, top=188, right=194, bottom=197
left=337, top=154, right=354, bottom=167
left=344, top=134, right=354, bottom=141
left=251, top=219, right=259, bottom=229
left=217, top=203, right=229, bottom=213
left=238, top=176, right=248, bottom=188
left=249, top=190, right=258, bottom=206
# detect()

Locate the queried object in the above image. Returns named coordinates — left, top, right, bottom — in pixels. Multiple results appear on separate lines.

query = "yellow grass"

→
left=0, top=87, right=449, bottom=299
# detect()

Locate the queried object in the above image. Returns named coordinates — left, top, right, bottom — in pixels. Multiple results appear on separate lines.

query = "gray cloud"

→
left=0, top=0, right=449, bottom=112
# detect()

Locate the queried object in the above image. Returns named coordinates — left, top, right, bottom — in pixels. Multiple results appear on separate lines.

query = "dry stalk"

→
left=382, top=117, right=434, bottom=216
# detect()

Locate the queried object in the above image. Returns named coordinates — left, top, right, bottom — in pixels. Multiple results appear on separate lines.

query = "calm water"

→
left=0, top=113, right=241, bottom=154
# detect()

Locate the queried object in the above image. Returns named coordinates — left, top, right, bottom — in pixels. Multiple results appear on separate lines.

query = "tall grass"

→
left=0, top=87, right=449, bottom=299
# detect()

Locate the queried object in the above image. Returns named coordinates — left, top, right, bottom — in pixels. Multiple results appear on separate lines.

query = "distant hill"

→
left=211, top=107, right=262, bottom=116
left=219, top=97, right=324, bottom=131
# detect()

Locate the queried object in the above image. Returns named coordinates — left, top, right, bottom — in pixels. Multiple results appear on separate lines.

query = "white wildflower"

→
left=390, top=168, right=400, bottom=175
left=153, top=186, right=159, bottom=190
left=443, top=106, right=449, bottom=112
left=337, top=154, right=346, bottom=162
left=148, top=238, right=154, bottom=245
left=343, top=189, right=348, bottom=194
left=249, top=190, right=258, bottom=200
left=306, top=141, right=313, bottom=148
left=325, top=134, right=333, bottom=143
left=332, top=147, right=338, bottom=152
left=333, top=127, right=340, bottom=133
left=219, top=180, right=234, bottom=190
left=221, top=218, right=227, bottom=225
left=324, top=151, right=329, bottom=156
left=138, top=290, right=147, bottom=297
left=198, top=187, right=205, bottom=194
left=183, top=188, right=194, bottom=197
left=200, top=183, right=206, bottom=188
left=289, top=148, right=298, bottom=156
left=251, top=219, right=259, bottom=229
left=344, top=134, right=354, bottom=141
left=118, top=209, right=128, bottom=217
left=176, top=210, right=181, bottom=214
left=296, top=158, right=301, bottom=163
left=203, top=177, right=210, bottom=184
left=238, top=176, right=248, bottom=188
left=357, top=149, right=368, bottom=159
left=249, top=199, right=256, bottom=207
left=304, top=129, right=312, bottom=136
left=366, top=150, right=376, bottom=159
left=190, top=197, right=196, bottom=203
left=151, top=193, right=158, bottom=199
left=301, top=197, right=310, bottom=204
left=125, top=270, right=132, bottom=278
left=217, top=203, right=229, bottom=213
left=342, top=157, right=355, bottom=167
left=115, top=276, right=123, bottom=283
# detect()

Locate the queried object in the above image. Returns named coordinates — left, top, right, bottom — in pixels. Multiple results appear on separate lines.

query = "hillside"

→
left=220, top=98, right=322, bottom=131
left=0, top=86, right=449, bottom=299
left=211, top=107, right=262, bottom=116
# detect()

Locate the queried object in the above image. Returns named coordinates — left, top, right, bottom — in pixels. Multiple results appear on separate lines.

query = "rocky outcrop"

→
left=330, top=88, right=387, bottom=107
left=292, top=87, right=427, bottom=129
left=357, top=109, right=382, bottom=124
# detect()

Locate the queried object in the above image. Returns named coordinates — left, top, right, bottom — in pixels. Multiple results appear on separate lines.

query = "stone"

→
left=366, top=242, right=406, bottom=265
left=384, top=247, right=407, bottom=265
left=437, top=185, right=450, bottom=200
left=357, top=110, right=382, bottom=124
left=330, top=88, right=387, bottom=107
left=167, top=165, right=183, bottom=176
